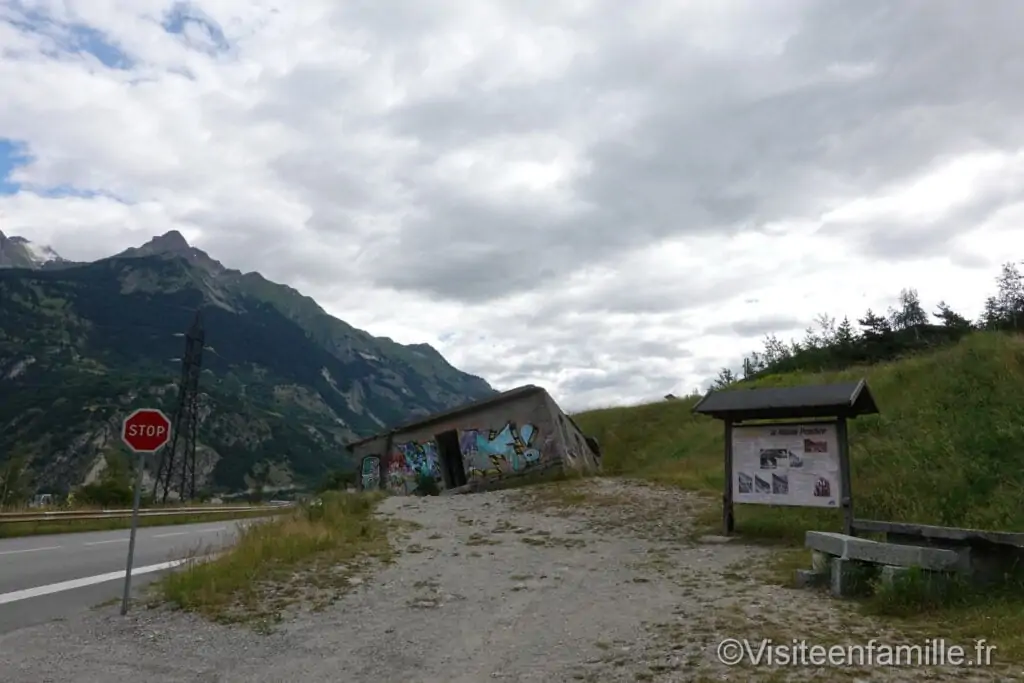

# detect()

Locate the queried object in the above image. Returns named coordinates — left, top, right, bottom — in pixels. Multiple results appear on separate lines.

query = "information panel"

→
left=731, top=422, right=841, bottom=508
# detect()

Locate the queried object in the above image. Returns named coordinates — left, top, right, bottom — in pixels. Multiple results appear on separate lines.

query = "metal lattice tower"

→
left=154, top=310, right=205, bottom=503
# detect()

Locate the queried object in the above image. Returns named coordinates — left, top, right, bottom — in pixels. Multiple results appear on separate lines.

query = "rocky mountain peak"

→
left=119, top=230, right=225, bottom=273
left=144, top=230, right=191, bottom=253
left=0, top=231, right=64, bottom=269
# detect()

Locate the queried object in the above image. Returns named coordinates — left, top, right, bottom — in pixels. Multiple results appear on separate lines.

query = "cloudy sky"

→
left=2, top=0, right=1023, bottom=411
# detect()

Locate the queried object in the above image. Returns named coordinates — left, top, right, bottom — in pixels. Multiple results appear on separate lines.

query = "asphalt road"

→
left=0, top=519, right=252, bottom=634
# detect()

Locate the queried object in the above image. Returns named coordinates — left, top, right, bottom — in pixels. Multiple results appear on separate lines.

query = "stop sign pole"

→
left=119, top=408, right=172, bottom=616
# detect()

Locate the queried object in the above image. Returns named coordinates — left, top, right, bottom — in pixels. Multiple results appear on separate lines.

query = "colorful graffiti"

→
left=388, top=440, right=442, bottom=494
left=459, top=422, right=542, bottom=477
left=360, top=455, right=381, bottom=491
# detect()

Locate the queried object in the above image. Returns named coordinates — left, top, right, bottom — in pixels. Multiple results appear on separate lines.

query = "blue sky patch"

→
left=66, top=24, right=133, bottom=69
left=0, top=139, right=121, bottom=200
left=162, top=2, right=230, bottom=55
left=3, top=2, right=134, bottom=69
left=0, top=139, right=31, bottom=195
left=32, top=185, right=111, bottom=200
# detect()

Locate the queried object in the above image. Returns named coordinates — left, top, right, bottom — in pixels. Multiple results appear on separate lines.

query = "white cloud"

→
left=2, top=0, right=1024, bottom=412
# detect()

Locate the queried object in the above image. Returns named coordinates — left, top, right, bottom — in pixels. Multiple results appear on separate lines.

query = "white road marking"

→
left=0, top=545, right=62, bottom=556
left=83, top=538, right=128, bottom=546
left=0, top=559, right=190, bottom=606
left=197, top=527, right=227, bottom=533
left=152, top=531, right=188, bottom=538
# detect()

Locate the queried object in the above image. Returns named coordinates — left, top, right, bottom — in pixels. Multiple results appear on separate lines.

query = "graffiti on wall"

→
left=371, top=421, right=551, bottom=495
left=360, top=455, right=381, bottom=491
left=388, top=440, right=442, bottom=494
left=459, top=422, right=542, bottom=478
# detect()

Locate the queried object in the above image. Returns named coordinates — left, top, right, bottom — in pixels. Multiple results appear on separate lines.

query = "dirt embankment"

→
left=0, top=479, right=1013, bottom=682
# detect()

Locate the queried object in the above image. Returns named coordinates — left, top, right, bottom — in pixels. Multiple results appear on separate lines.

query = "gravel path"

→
left=0, top=479, right=1015, bottom=682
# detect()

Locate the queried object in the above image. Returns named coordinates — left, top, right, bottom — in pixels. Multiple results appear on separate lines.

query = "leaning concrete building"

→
left=347, top=385, right=601, bottom=494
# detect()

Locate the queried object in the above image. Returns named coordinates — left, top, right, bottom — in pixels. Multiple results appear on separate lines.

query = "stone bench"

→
left=851, top=519, right=1024, bottom=586
left=851, top=519, right=1024, bottom=548
left=797, top=531, right=969, bottom=597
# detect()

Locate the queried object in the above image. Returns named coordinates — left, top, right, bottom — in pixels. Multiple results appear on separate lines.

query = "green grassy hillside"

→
left=575, top=332, right=1024, bottom=540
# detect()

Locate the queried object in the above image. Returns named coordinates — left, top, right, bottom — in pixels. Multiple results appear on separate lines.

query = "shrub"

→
left=414, top=471, right=440, bottom=496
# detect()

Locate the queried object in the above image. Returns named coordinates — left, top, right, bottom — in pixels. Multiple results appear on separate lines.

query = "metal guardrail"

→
left=0, top=503, right=293, bottom=524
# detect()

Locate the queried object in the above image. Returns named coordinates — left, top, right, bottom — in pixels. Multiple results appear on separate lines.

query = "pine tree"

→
left=934, top=301, right=972, bottom=330
left=835, top=316, right=856, bottom=346
left=980, top=296, right=1003, bottom=329
left=712, top=368, right=737, bottom=389
left=802, top=325, right=821, bottom=349
left=858, top=309, right=891, bottom=337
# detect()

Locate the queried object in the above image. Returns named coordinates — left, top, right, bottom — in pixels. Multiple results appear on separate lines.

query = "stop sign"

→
left=121, top=408, right=172, bottom=453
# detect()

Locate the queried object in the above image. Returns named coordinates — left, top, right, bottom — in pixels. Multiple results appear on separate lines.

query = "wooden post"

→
left=723, top=419, right=735, bottom=534
left=837, top=417, right=854, bottom=536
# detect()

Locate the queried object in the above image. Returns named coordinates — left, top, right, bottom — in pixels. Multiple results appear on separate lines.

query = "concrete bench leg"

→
left=794, top=550, right=833, bottom=588
left=830, top=557, right=876, bottom=597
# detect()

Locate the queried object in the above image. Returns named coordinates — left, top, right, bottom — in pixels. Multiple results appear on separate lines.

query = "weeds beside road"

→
left=160, top=492, right=396, bottom=628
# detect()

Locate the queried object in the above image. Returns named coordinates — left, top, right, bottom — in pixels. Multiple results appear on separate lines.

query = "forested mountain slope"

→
left=0, top=231, right=495, bottom=495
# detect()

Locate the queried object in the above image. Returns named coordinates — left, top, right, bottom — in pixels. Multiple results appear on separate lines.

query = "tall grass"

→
left=576, top=332, right=1024, bottom=542
left=160, top=491, right=389, bottom=623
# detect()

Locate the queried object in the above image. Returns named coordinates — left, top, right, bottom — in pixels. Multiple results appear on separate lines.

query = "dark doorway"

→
left=434, top=430, right=467, bottom=489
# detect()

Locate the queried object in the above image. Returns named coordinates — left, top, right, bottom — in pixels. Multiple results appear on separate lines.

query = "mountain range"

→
left=0, top=230, right=67, bottom=269
left=0, top=229, right=496, bottom=496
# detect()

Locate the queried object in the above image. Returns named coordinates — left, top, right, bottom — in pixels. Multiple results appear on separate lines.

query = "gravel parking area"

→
left=0, top=478, right=1013, bottom=682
